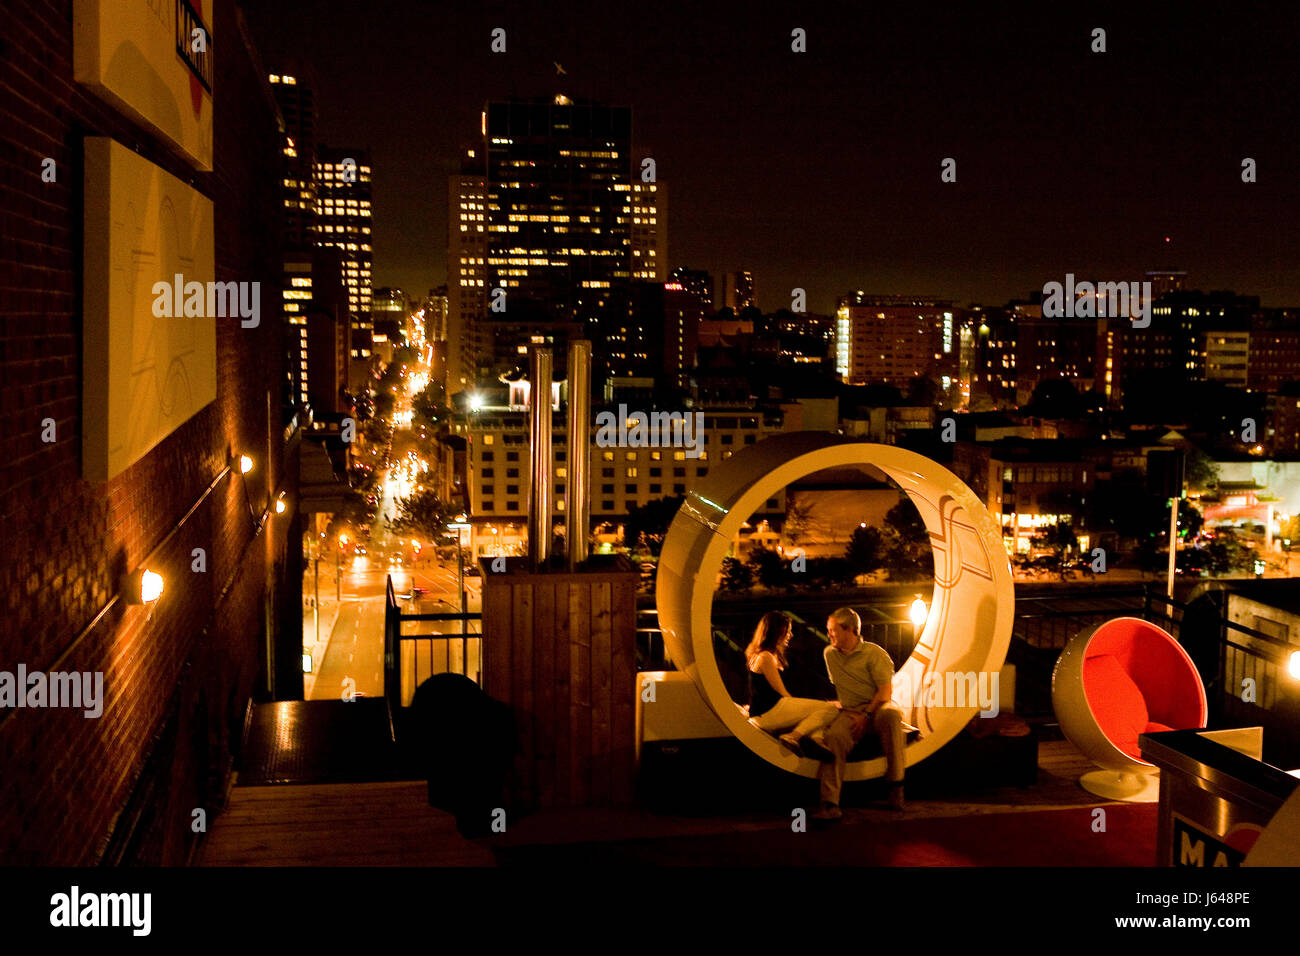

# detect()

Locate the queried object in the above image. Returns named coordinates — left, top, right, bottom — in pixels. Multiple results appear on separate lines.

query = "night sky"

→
left=244, top=1, right=1300, bottom=313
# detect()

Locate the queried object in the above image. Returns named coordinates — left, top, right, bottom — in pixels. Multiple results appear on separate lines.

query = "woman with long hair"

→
left=746, top=611, right=839, bottom=754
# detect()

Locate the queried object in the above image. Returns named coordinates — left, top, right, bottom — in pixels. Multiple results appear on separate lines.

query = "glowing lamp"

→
left=239, top=455, right=254, bottom=474
left=1289, top=651, right=1300, bottom=682
left=909, top=598, right=928, bottom=632
left=275, top=493, right=287, bottom=514
left=124, top=568, right=165, bottom=605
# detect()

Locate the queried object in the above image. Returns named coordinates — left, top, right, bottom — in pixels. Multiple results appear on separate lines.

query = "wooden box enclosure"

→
left=481, top=562, right=639, bottom=809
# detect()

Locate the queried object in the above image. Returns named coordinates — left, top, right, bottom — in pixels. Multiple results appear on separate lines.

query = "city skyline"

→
left=245, top=2, right=1300, bottom=310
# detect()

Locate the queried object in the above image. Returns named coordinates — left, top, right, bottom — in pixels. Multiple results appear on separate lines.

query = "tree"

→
left=1026, top=378, right=1085, bottom=419
left=623, top=495, right=685, bottom=555
left=746, top=546, right=788, bottom=589
left=1185, top=447, right=1220, bottom=493
left=905, top=376, right=942, bottom=407
left=391, top=487, right=453, bottom=544
left=720, top=557, right=753, bottom=592
left=845, top=525, right=887, bottom=575
left=412, top=381, right=450, bottom=429
left=784, top=496, right=817, bottom=546
left=1044, top=519, right=1078, bottom=558
left=884, top=500, right=929, bottom=573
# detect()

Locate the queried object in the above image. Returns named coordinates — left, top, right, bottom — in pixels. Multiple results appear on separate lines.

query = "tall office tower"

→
left=447, top=159, right=488, bottom=394
left=962, top=306, right=1017, bottom=408
left=1147, top=269, right=1188, bottom=299
left=630, top=181, right=666, bottom=280
left=424, top=286, right=450, bottom=342
left=269, top=66, right=319, bottom=249
left=834, top=293, right=960, bottom=390
left=478, top=96, right=634, bottom=379
left=722, top=270, right=755, bottom=311
left=315, top=146, right=374, bottom=363
left=669, top=267, right=713, bottom=307
left=284, top=248, right=350, bottom=414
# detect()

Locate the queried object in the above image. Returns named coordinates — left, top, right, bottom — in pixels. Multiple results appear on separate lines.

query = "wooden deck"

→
left=195, top=780, right=495, bottom=866
left=196, top=739, right=1108, bottom=865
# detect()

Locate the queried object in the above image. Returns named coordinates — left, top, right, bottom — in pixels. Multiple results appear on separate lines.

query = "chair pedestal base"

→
left=1079, top=769, right=1160, bottom=802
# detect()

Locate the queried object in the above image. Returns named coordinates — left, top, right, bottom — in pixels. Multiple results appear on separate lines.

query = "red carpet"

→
left=494, top=803, right=1159, bottom=866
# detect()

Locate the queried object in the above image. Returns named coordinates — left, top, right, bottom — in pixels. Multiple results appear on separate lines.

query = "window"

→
left=625, top=484, right=637, bottom=494
left=602, top=501, right=614, bottom=510
left=483, top=500, right=494, bottom=510
left=650, top=467, right=661, bottom=477
left=507, top=452, right=519, bottom=462
left=506, top=502, right=519, bottom=511
left=674, top=451, right=686, bottom=461
left=698, top=468, right=708, bottom=476
left=482, top=435, right=494, bottom=445
left=766, top=499, right=779, bottom=509
left=744, top=435, right=756, bottom=444
left=721, top=434, right=734, bottom=445
left=556, top=484, right=565, bottom=494
left=602, top=451, right=614, bottom=461
left=673, top=468, right=685, bottom=477
left=556, top=467, right=567, bottom=478
left=507, top=468, right=519, bottom=478
left=557, top=450, right=566, bottom=461
left=483, top=452, right=494, bottom=462
left=602, top=467, right=614, bottom=477
left=602, top=483, right=615, bottom=493
left=507, top=485, right=519, bottom=495
left=626, top=467, right=638, bottom=478
left=673, top=484, right=686, bottom=494
left=650, top=451, right=662, bottom=461
left=650, top=484, right=662, bottom=493
left=481, top=468, right=495, bottom=478
left=481, top=486, right=492, bottom=495
left=625, top=451, right=637, bottom=461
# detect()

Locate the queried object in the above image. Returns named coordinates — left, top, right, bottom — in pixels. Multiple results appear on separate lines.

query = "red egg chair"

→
left=1052, top=617, right=1207, bottom=801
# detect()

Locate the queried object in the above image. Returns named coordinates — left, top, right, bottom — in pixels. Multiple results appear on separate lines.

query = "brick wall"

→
left=0, top=0, right=295, bottom=864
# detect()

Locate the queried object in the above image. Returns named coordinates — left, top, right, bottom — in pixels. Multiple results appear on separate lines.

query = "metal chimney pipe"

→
left=566, top=340, right=592, bottom=570
left=528, top=347, right=553, bottom=570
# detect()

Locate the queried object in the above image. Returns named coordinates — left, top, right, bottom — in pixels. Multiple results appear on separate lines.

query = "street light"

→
left=239, top=455, right=254, bottom=474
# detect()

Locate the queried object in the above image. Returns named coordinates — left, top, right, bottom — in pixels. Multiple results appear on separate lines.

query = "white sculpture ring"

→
left=655, top=433, right=1016, bottom=780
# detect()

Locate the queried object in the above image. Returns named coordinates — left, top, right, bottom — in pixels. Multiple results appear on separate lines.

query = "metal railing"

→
left=383, top=576, right=483, bottom=718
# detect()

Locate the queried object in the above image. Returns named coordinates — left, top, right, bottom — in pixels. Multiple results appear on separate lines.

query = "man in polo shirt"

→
left=811, top=607, right=906, bottom=819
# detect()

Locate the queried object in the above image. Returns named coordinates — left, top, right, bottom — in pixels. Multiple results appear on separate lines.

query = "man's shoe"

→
left=887, top=782, right=905, bottom=812
left=778, top=733, right=803, bottom=755
left=811, top=803, right=842, bottom=821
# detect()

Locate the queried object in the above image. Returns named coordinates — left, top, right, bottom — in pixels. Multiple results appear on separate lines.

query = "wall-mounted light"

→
left=909, top=597, right=928, bottom=633
left=239, top=455, right=254, bottom=474
left=1288, top=651, right=1300, bottom=682
left=124, top=568, right=165, bottom=605
left=275, top=492, right=287, bottom=514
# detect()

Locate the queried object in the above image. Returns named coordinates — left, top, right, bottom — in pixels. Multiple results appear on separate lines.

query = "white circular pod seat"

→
left=655, top=433, right=1015, bottom=781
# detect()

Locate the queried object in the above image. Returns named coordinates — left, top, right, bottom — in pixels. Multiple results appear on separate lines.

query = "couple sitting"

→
left=746, top=608, right=906, bottom=817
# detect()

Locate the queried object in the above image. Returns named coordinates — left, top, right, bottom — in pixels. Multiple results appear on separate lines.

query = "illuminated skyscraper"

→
left=315, top=146, right=373, bottom=361
left=723, top=270, right=755, bottom=311
left=450, top=96, right=644, bottom=385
